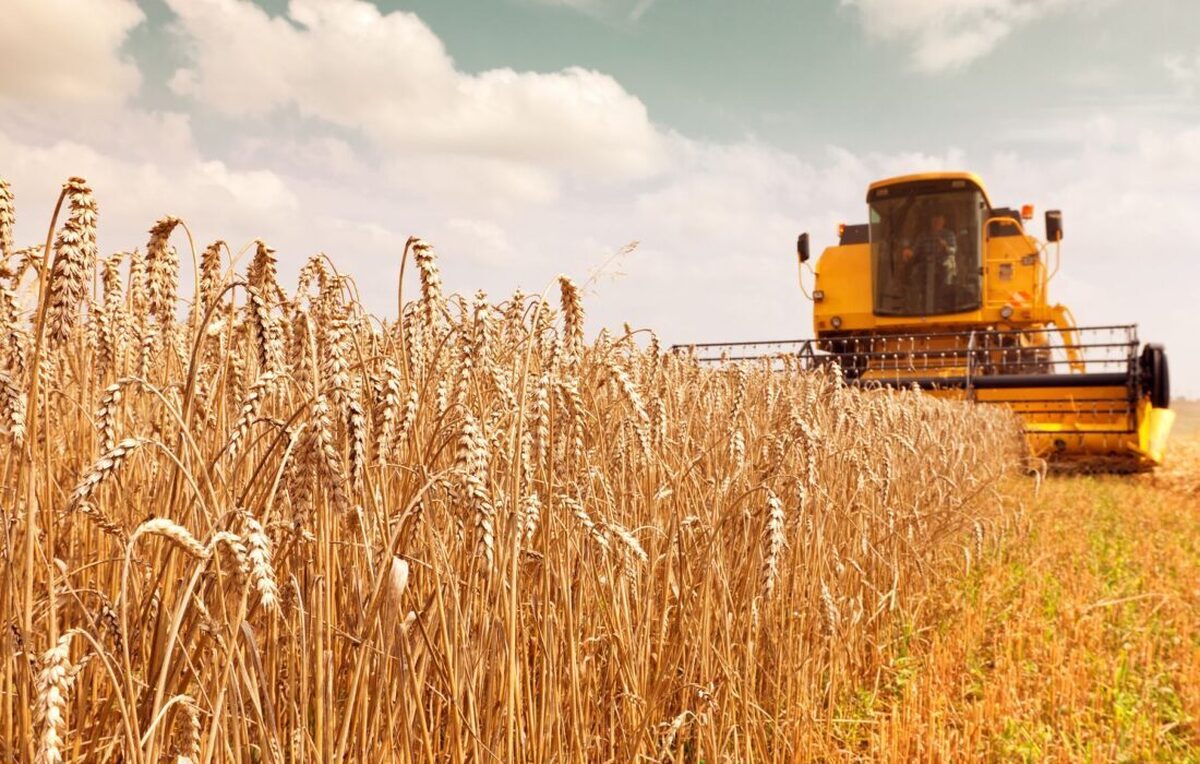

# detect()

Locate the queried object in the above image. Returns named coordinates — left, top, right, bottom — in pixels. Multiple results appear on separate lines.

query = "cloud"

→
left=0, top=127, right=299, bottom=250
left=1164, top=50, right=1200, bottom=97
left=525, top=0, right=657, bottom=22
left=0, top=0, right=144, bottom=109
left=444, top=218, right=517, bottom=266
left=840, top=0, right=1080, bottom=73
left=165, top=0, right=666, bottom=187
left=628, top=0, right=658, bottom=22
left=602, top=138, right=974, bottom=342
left=532, top=0, right=600, bottom=9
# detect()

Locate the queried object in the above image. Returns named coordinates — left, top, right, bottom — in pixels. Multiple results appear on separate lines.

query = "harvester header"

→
left=679, top=171, right=1174, bottom=471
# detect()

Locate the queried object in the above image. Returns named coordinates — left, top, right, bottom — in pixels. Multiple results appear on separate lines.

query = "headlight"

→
left=999, top=305, right=1014, bottom=320
left=831, top=316, right=843, bottom=329
left=812, top=290, right=825, bottom=302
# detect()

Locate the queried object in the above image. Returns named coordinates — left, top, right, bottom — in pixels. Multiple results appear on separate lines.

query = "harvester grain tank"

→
left=678, top=172, right=1174, bottom=470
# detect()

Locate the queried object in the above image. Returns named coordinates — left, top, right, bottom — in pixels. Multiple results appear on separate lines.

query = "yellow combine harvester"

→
left=679, top=172, right=1174, bottom=471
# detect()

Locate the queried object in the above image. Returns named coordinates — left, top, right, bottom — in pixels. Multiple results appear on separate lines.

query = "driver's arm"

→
left=942, top=230, right=957, bottom=256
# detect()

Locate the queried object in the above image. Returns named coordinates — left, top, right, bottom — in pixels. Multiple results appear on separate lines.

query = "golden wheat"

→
left=0, top=175, right=1028, bottom=762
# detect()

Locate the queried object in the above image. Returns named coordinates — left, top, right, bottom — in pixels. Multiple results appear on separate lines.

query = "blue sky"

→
left=3, top=0, right=1199, bottom=394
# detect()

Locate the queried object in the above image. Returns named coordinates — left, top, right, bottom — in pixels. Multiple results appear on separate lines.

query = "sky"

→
left=2, top=0, right=1198, bottom=395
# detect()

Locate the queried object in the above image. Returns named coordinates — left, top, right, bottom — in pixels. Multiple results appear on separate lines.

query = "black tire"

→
left=1139, top=344, right=1170, bottom=409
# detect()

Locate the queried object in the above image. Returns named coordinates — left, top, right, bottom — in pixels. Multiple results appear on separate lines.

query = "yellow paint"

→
left=1140, top=404, right=1175, bottom=464
left=868, top=171, right=992, bottom=203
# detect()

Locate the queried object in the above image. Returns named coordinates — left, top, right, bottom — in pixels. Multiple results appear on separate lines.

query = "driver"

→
left=902, top=212, right=958, bottom=287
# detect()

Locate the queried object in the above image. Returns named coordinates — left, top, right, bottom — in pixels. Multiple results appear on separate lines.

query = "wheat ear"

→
left=70, top=438, right=147, bottom=510
left=34, top=630, right=86, bottom=764
left=761, top=492, right=785, bottom=600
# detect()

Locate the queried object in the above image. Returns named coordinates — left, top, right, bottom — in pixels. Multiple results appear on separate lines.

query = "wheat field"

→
left=0, top=174, right=1105, bottom=763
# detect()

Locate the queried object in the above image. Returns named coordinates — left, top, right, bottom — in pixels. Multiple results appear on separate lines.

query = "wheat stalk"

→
left=0, top=179, right=1033, bottom=761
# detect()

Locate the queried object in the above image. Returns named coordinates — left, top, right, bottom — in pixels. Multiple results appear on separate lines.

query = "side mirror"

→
left=796, top=232, right=810, bottom=263
left=1045, top=210, right=1063, bottom=242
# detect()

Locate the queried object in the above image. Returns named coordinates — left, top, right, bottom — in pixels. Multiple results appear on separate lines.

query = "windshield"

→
left=869, top=189, right=985, bottom=316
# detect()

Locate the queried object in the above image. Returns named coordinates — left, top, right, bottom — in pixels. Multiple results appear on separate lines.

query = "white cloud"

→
left=629, top=0, right=658, bottom=22
left=0, top=0, right=144, bottom=108
left=841, top=0, right=1080, bottom=73
left=229, top=135, right=370, bottom=182
left=525, top=0, right=657, bottom=22
left=604, top=139, right=974, bottom=343
left=445, top=219, right=517, bottom=266
left=532, top=0, right=599, bottom=8
left=0, top=128, right=299, bottom=250
left=1164, top=50, right=1200, bottom=97
left=166, top=0, right=666, bottom=188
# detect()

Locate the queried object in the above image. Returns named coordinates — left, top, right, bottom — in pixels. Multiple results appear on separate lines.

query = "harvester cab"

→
left=679, top=172, right=1175, bottom=471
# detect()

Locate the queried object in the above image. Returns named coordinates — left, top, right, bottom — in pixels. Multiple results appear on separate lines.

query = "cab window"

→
left=869, top=189, right=985, bottom=316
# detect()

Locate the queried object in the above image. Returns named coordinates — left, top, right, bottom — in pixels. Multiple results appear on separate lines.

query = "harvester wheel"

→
left=1139, top=344, right=1170, bottom=409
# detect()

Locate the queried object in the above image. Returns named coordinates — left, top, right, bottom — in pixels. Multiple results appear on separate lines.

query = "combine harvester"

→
left=678, top=172, right=1174, bottom=471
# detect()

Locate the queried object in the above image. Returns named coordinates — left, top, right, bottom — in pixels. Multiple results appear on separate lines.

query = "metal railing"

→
left=669, top=325, right=1140, bottom=391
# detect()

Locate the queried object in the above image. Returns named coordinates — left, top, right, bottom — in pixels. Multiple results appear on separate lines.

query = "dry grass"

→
left=1, top=176, right=1035, bottom=761
left=1169, top=399, right=1200, bottom=440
